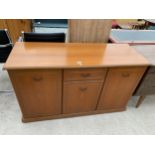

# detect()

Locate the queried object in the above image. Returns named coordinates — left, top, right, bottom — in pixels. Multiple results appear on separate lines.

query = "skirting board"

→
left=22, top=107, right=126, bottom=123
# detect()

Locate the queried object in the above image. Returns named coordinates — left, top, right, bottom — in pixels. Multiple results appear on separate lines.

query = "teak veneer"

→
left=4, top=42, right=149, bottom=122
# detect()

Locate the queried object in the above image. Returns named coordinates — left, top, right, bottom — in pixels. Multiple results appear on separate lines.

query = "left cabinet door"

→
left=8, top=69, right=62, bottom=117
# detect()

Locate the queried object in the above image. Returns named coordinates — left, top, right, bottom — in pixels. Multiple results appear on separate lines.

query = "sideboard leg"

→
left=136, top=95, right=146, bottom=108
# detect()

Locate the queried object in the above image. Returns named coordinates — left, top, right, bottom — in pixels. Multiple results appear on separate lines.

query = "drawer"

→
left=64, top=68, right=107, bottom=81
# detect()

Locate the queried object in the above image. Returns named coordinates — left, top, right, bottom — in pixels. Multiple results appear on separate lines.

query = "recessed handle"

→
left=79, top=87, right=87, bottom=91
left=80, top=73, right=91, bottom=78
left=122, top=73, right=130, bottom=77
left=33, top=77, right=43, bottom=81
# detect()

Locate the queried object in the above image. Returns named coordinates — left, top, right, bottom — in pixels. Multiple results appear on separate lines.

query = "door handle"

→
left=33, top=77, right=43, bottom=81
left=122, top=73, right=130, bottom=77
left=80, top=73, right=91, bottom=78
left=79, top=87, right=87, bottom=91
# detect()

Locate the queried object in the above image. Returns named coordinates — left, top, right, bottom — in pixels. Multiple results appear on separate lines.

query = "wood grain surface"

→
left=97, top=67, right=147, bottom=110
left=6, top=19, right=32, bottom=43
left=64, top=68, right=107, bottom=81
left=63, top=80, right=104, bottom=114
left=0, top=19, right=7, bottom=29
left=4, top=42, right=149, bottom=70
left=8, top=69, right=62, bottom=117
left=0, top=19, right=32, bottom=43
left=69, top=19, right=112, bottom=43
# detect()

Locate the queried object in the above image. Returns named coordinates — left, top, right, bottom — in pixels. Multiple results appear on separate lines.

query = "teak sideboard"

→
left=4, top=43, right=149, bottom=122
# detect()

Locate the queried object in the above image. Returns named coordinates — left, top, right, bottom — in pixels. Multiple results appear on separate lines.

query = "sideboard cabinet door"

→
left=97, top=67, right=147, bottom=110
left=63, top=81, right=103, bottom=114
left=8, top=69, right=62, bottom=117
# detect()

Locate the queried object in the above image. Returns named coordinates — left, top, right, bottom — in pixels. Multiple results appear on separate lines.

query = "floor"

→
left=0, top=64, right=155, bottom=135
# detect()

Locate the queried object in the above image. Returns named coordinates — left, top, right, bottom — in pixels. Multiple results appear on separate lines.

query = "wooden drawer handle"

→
left=80, top=73, right=91, bottom=78
left=122, top=73, right=130, bottom=77
left=33, top=77, right=43, bottom=81
left=79, top=87, right=87, bottom=91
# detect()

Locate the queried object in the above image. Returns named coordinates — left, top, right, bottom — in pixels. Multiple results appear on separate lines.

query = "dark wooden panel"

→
left=136, top=86, right=155, bottom=95
left=147, top=67, right=155, bottom=74
left=135, top=67, right=155, bottom=95
left=143, top=74, right=155, bottom=86
left=8, top=69, right=62, bottom=117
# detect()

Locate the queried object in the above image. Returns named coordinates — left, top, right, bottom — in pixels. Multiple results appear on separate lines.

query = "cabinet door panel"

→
left=63, top=81, right=103, bottom=114
left=97, top=67, right=147, bottom=110
left=8, top=69, right=62, bottom=117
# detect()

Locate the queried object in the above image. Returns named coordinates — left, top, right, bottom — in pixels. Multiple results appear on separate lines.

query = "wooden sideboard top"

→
left=4, top=42, right=150, bottom=69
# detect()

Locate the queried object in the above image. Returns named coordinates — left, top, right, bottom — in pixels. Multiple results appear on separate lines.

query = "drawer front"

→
left=63, top=80, right=103, bottom=114
left=8, top=69, right=62, bottom=117
left=97, top=67, right=147, bottom=110
left=64, top=68, right=107, bottom=81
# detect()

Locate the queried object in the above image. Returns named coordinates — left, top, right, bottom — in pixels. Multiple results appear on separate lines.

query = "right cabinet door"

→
left=97, top=67, right=147, bottom=110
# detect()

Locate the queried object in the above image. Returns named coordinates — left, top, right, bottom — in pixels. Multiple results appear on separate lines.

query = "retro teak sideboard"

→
left=4, top=43, right=149, bottom=122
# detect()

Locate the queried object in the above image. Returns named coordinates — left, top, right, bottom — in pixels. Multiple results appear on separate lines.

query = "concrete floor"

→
left=0, top=64, right=155, bottom=135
